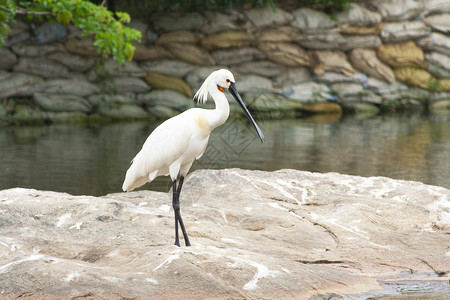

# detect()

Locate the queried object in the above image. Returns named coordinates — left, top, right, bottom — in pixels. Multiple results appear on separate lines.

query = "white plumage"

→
left=122, top=69, right=264, bottom=246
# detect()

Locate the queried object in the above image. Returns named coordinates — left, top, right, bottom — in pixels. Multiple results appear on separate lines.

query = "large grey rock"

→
left=100, top=60, right=145, bottom=77
left=244, top=7, right=294, bottom=28
left=418, top=32, right=450, bottom=56
left=165, top=43, right=215, bottom=66
left=13, top=57, right=71, bottom=78
left=2, top=169, right=448, bottom=298
left=33, top=93, right=92, bottom=113
left=139, top=60, right=196, bottom=78
left=0, top=73, right=44, bottom=98
left=332, top=82, right=382, bottom=104
left=424, top=14, right=450, bottom=33
left=335, top=3, right=381, bottom=27
left=426, top=52, right=450, bottom=78
left=292, top=8, right=335, bottom=30
left=211, top=47, right=266, bottom=66
left=380, top=21, right=430, bottom=42
left=0, top=48, right=17, bottom=70
left=372, top=0, right=422, bottom=21
left=41, top=78, right=100, bottom=97
left=311, top=50, right=354, bottom=76
left=47, top=51, right=96, bottom=72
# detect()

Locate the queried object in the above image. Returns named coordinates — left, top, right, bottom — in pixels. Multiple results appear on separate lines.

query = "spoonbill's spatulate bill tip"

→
left=122, top=69, right=264, bottom=246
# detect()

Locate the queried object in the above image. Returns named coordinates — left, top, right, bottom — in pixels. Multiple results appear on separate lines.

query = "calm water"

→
left=0, top=113, right=449, bottom=196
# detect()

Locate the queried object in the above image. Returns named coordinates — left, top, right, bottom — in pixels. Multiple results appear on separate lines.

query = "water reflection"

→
left=0, top=113, right=449, bottom=196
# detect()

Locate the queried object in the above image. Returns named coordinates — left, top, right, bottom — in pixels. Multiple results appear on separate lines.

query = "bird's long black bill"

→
left=228, top=83, right=265, bottom=143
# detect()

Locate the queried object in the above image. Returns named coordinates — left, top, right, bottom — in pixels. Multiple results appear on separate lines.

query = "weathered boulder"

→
left=0, top=73, right=44, bottom=98
left=2, top=169, right=448, bottom=299
left=292, top=8, right=335, bottom=30
left=132, top=45, right=172, bottom=61
left=257, top=42, right=310, bottom=67
left=211, top=47, right=266, bottom=65
left=0, top=48, right=17, bottom=70
left=48, top=51, right=96, bottom=72
left=41, top=78, right=100, bottom=97
left=233, top=60, right=285, bottom=77
left=13, top=57, right=71, bottom=78
left=380, top=21, right=430, bottom=42
left=11, top=43, right=65, bottom=56
left=128, top=19, right=149, bottom=45
left=256, top=26, right=301, bottom=43
left=372, top=0, right=422, bottom=21
left=335, top=3, right=382, bottom=27
left=424, top=14, right=450, bottom=33
left=282, top=81, right=331, bottom=102
left=366, top=77, right=409, bottom=98
left=201, top=30, right=253, bottom=50
left=426, top=52, right=450, bottom=78
left=156, top=30, right=204, bottom=46
left=310, top=50, right=354, bottom=76
left=419, top=0, right=450, bottom=16
left=145, top=72, right=193, bottom=98
left=339, top=24, right=383, bottom=35
left=417, top=32, right=450, bottom=56
left=349, top=48, right=395, bottom=83
left=65, top=36, right=100, bottom=56
left=139, top=60, right=196, bottom=78
left=33, top=93, right=92, bottom=113
left=376, top=41, right=426, bottom=68
left=244, top=7, right=294, bottom=28
left=165, top=43, right=215, bottom=66
left=100, top=60, right=146, bottom=77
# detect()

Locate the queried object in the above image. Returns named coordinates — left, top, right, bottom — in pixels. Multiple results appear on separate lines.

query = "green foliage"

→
left=0, top=0, right=141, bottom=63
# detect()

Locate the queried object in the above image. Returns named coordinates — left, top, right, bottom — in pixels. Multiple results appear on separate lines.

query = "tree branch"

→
left=0, top=6, right=52, bottom=16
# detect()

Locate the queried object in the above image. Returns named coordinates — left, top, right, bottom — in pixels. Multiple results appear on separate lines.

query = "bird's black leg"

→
left=172, top=176, right=191, bottom=247
left=172, top=180, right=180, bottom=247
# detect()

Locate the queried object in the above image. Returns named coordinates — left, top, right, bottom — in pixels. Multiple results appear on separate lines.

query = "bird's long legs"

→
left=172, top=176, right=191, bottom=247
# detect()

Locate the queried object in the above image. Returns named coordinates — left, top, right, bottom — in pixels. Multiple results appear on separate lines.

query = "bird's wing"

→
left=122, top=112, right=194, bottom=192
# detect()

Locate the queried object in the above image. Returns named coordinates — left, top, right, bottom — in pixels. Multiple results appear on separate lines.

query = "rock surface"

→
left=1, top=169, right=449, bottom=299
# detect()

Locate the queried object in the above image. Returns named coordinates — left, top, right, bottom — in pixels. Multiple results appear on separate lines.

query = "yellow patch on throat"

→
left=195, top=113, right=210, bottom=135
left=217, top=85, right=224, bottom=93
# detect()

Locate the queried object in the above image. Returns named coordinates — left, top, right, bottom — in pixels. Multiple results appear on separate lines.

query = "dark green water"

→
left=0, top=113, right=449, bottom=196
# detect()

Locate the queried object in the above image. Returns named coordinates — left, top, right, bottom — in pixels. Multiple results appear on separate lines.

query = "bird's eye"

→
left=226, top=79, right=230, bottom=82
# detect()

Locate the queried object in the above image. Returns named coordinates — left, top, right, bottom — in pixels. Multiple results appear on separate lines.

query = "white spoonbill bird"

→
left=122, top=69, right=264, bottom=246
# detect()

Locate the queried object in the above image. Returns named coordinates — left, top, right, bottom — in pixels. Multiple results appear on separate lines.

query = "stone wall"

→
left=1, top=0, right=450, bottom=124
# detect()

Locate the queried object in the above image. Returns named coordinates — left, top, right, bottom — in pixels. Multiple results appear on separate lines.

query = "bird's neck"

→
left=207, top=83, right=230, bottom=130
